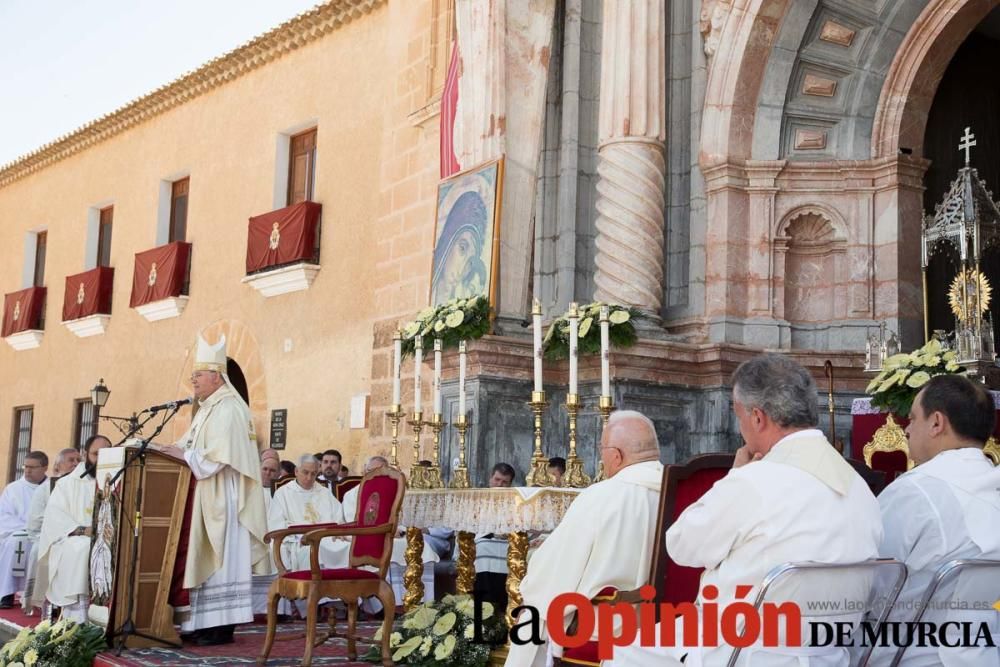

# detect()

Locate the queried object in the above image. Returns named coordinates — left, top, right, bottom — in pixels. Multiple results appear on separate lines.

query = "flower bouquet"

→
left=543, top=302, right=641, bottom=360
left=0, top=620, right=107, bottom=667
left=401, top=296, right=491, bottom=358
left=363, top=594, right=507, bottom=666
left=866, top=338, right=964, bottom=417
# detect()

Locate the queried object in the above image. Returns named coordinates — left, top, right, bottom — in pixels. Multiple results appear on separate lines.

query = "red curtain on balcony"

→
left=245, top=201, right=321, bottom=274
left=2, top=287, right=46, bottom=337
left=129, top=242, right=191, bottom=308
left=62, top=266, right=114, bottom=321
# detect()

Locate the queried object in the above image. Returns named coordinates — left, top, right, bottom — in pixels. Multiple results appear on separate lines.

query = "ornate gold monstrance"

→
left=948, top=268, right=991, bottom=322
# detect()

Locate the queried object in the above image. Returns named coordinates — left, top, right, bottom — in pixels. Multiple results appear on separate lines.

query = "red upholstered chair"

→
left=560, top=453, right=735, bottom=666
left=258, top=466, right=404, bottom=667
left=869, top=450, right=909, bottom=484
left=333, top=475, right=362, bottom=502
left=862, top=415, right=912, bottom=484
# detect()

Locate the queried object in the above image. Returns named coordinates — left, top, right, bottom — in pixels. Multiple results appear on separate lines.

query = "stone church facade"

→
left=1, top=0, right=995, bottom=482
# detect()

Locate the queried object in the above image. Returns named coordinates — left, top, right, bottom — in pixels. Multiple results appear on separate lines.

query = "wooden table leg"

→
left=403, top=527, right=425, bottom=610
left=505, top=531, right=528, bottom=624
left=456, top=531, right=475, bottom=595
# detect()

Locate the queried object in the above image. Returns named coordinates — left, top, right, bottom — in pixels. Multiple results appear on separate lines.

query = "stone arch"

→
left=773, top=206, right=847, bottom=326
left=872, top=0, right=1000, bottom=159
left=168, top=319, right=269, bottom=447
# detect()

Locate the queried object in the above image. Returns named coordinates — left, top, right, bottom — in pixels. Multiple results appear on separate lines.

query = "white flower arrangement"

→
left=543, top=302, right=641, bottom=360
left=866, top=338, right=965, bottom=417
left=0, top=620, right=105, bottom=667
left=366, top=594, right=506, bottom=666
left=401, top=296, right=491, bottom=358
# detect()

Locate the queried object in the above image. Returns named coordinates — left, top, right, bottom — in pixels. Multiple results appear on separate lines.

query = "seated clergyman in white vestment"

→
left=476, top=462, right=516, bottom=613
left=870, top=375, right=1000, bottom=667
left=38, top=436, right=110, bottom=622
left=158, top=334, right=269, bottom=647
left=0, top=451, right=49, bottom=609
left=342, top=456, right=438, bottom=605
left=23, top=448, right=80, bottom=613
left=611, top=354, right=883, bottom=667
left=504, top=411, right=664, bottom=667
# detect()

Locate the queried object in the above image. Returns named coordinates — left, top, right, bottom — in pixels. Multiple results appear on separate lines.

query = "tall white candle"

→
left=459, top=341, right=467, bottom=416
left=532, top=299, right=543, bottom=392
left=433, top=339, right=442, bottom=415
left=568, top=302, right=579, bottom=395
left=392, top=331, right=402, bottom=406
left=414, top=337, right=423, bottom=413
left=600, top=306, right=610, bottom=397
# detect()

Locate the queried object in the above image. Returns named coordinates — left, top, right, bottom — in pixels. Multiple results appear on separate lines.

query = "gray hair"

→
left=366, top=455, right=389, bottom=472
left=55, top=447, right=79, bottom=467
left=297, top=454, right=320, bottom=467
left=731, top=354, right=818, bottom=428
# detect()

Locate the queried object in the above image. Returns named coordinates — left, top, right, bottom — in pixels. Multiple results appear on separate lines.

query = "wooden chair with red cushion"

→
left=869, top=449, right=909, bottom=484
left=560, top=453, right=735, bottom=666
left=257, top=466, right=404, bottom=667
left=333, top=475, right=363, bottom=502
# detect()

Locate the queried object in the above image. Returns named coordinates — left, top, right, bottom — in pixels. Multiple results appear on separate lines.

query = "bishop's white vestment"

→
left=610, top=430, right=882, bottom=667
left=503, top=459, right=664, bottom=667
left=37, top=464, right=95, bottom=622
left=0, top=476, right=42, bottom=599
left=175, top=384, right=269, bottom=632
left=869, top=448, right=1000, bottom=667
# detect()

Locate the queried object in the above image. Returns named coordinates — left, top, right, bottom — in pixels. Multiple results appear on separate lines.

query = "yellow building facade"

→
left=0, top=0, right=453, bottom=475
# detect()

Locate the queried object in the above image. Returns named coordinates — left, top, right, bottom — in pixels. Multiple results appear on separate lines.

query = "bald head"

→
left=260, top=448, right=279, bottom=462
left=601, top=410, right=660, bottom=477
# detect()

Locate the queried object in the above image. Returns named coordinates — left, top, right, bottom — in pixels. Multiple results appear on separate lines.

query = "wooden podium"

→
left=91, top=446, right=191, bottom=648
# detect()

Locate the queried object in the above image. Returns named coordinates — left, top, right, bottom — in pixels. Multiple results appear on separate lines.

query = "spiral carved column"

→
left=593, top=140, right=666, bottom=311
left=592, top=0, right=666, bottom=312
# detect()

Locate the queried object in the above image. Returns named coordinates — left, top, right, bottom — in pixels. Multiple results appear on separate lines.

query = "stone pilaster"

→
left=592, top=0, right=667, bottom=313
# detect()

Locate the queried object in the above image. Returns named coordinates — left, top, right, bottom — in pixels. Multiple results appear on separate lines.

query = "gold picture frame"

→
left=429, top=157, right=504, bottom=310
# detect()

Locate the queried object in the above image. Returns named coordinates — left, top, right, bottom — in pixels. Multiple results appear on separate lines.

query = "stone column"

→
left=593, top=0, right=667, bottom=312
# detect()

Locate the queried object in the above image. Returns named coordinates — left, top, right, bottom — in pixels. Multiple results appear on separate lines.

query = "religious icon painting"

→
left=429, top=157, right=504, bottom=309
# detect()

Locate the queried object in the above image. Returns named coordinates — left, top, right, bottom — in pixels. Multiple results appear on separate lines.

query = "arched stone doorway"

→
left=169, top=319, right=269, bottom=446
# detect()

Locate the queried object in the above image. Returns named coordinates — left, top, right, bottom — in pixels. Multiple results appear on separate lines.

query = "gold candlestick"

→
left=594, top=395, right=615, bottom=482
left=424, top=413, right=445, bottom=488
left=450, top=415, right=471, bottom=489
left=386, top=404, right=405, bottom=468
left=525, top=390, right=554, bottom=486
left=407, top=412, right=427, bottom=489
left=564, top=393, right=591, bottom=487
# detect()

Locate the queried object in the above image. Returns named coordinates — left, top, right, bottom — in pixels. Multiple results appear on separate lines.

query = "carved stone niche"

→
left=773, top=210, right=847, bottom=324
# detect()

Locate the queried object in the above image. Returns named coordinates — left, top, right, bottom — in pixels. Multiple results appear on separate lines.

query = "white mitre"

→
left=194, top=334, right=227, bottom=373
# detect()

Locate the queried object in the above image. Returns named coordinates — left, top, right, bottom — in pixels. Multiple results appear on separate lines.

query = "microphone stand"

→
left=107, top=403, right=184, bottom=653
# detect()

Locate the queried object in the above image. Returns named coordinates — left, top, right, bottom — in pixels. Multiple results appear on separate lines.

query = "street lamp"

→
left=91, top=378, right=140, bottom=436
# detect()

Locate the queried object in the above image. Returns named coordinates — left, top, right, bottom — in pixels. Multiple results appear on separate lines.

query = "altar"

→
left=400, top=486, right=581, bottom=619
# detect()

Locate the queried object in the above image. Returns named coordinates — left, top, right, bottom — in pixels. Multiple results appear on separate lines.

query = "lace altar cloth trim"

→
left=401, top=487, right=582, bottom=534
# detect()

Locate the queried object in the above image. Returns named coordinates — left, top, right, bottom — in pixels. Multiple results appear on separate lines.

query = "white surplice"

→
left=179, top=452, right=254, bottom=631
left=252, top=491, right=276, bottom=615
left=870, top=448, right=1000, bottom=667
left=0, top=477, right=43, bottom=598
left=37, top=464, right=95, bottom=622
left=21, top=479, right=53, bottom=610
left=267, top=481, right=347, bottom=571
left=503, top=459, right=664, bottom=667
left=610, top=431, right=883, bottom=667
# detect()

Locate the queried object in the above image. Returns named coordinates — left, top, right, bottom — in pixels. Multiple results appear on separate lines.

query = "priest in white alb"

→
left=268, top=454, right=346, bottom=570
left=23, top=447, right=81, bottom=613
left=158, top=334, right=269, bottom=647
left=0, top=451, right=49, bottom=608
left=504, top=410, right=664, bottom=667
left=37, top=436, right=110, bottom=622
left=610, top=354, right=883, bottom=667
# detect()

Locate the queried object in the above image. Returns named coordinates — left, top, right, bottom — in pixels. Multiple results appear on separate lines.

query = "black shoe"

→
left=180, top=630, right=201, bottom=642
left=0, top=595, right=14, bottom=609
left=194, top=626, right=235, bottom=646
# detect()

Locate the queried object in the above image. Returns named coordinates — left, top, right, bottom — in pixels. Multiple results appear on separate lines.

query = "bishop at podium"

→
left=159, top=334, right=269, bottom=647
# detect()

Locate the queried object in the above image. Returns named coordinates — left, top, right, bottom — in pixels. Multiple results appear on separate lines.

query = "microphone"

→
left=147, top=397, right=193, bottom=413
